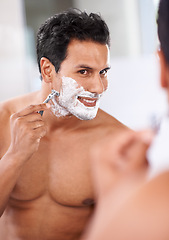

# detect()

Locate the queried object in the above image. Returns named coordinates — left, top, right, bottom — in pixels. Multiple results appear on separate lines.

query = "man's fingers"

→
left=15, top=103, right=50, bottom=117
left=137, top=130, right=155, bottom=146
left=33, top=126, right=47, bottom=139
left=28, top=120, right=45, bottom=130
left=17, top=112, right=43, bottom=122
left=91, top=129, right=155, bottom=172
left=92, top=130, right=135, bottom=158
left=108, top=130, right=154, bottom=156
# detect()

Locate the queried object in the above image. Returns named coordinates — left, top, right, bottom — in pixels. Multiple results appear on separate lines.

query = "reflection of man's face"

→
left=51, top=39, right=110, bottom=120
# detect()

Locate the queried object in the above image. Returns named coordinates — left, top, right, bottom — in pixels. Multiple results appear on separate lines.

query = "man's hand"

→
left=90, top=130, right=154, bottom=199
left=7, top=103, right=50, bottom=162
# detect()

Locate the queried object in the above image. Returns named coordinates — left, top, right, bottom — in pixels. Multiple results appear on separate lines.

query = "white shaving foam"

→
left=51, top=76, right=101, bottom=120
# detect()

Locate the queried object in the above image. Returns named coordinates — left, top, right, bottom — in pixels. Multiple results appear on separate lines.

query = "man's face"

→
left=51, top=39, right=110, bottom=120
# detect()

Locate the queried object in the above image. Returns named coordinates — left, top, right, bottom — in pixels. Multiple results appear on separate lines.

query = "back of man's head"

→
left=157, top=0, right=169, bottom=65
left=36, top=8, right=110, bottom=74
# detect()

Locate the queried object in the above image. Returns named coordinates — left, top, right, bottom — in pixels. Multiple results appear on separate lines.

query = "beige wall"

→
left=74, top=0, right=141, bottom=57
left=0, top=0, right=28, bottom=101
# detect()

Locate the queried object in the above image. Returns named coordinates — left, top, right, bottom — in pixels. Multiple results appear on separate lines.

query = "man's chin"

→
left=52, top=99, right=99, bottom=120
left=72, top=109, right=98, bottom=121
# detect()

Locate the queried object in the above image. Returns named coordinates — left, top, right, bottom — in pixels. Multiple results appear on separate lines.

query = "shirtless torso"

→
left=0, top=92, right=127, bottom=240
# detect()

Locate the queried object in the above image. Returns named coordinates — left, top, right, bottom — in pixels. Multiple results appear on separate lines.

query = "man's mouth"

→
left=77, top=96, right=97, bottom=107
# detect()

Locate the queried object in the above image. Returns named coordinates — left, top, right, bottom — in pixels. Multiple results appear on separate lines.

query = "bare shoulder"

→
left=83, top=173, right=169, bottom=240
left=95, top=109, right=129, bottom=132
left=0, top=91, right=40, bottom=150
left=138, top=170, right=169, bottom=202
left=0, top=100, right=13, bottom=127
left=0, top=100, right=14, bottom=155
left=0, top=91, right=40, bottom=114
left=126, top=171, right=169, bottom=207
left=112, top=171, right=169, bottom=239
left=0, top=92, right=36, bottom=120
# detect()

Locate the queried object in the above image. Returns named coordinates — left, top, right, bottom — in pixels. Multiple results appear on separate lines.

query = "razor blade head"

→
left=43, top=90, right=60, bottom=104
left=51, top=89, right=60, bottom=97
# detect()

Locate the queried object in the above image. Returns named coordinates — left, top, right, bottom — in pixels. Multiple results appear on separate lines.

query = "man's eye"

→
left=79, top=69, right=88, bottom=75
left=100, top=69, right=108, bottom=76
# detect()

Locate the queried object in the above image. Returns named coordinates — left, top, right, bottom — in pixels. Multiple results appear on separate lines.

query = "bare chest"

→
left=10, top=133, right=95, bottom=207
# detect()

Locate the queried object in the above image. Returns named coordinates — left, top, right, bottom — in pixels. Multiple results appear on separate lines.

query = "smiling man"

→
left=45, top=39, right=110, bottom=120
left=0, top=9, right=128, bottom=240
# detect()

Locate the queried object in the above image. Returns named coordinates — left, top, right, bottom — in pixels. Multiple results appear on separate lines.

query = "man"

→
left=81, top=0, right=169, bottom=239
left=0, top=8, right=127, bottom=240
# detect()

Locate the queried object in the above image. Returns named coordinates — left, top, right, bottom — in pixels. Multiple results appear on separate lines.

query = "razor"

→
left=39, top=89, right=60, bottom=116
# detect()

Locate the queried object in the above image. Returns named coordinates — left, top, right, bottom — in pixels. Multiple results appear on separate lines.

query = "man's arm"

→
left=81, top=130, right=154, bottom=240
left=86, top=171, right=169, bottom=240
left=0, top=103, right=50, bottom=216
left=89, top=130, right=153, bottom=200
left=110, top=171, right=169, bottom=240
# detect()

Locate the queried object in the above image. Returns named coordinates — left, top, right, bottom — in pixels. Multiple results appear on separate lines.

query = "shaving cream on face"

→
left=51, top=76, right=101, bottom=120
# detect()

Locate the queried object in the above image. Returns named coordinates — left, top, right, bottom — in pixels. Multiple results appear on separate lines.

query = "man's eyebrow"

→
left=103, top=66, right=111, bottom=71
left=75, top=65, right=111, bottom=70
left=75, top=65, right=93, bottom=69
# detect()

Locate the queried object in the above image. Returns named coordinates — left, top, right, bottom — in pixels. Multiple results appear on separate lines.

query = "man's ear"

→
left=40, top=57, right=55, bottom=83
left=158, top=49, right=169, bottom=88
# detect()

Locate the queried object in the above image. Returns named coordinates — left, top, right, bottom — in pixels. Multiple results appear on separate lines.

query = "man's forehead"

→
left=65, top=40, right=110, bottom=65
left=67, top=39, right=109, bottom=53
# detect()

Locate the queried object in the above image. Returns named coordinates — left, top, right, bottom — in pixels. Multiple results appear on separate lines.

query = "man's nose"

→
left=90, top=75, right=106, bottom=94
